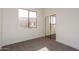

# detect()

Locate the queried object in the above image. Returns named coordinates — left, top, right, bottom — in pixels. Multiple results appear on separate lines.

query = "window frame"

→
left=28, top=10, right=37, bottom=28
left=18, top=8, right=37, bottom=28
left=18, top=9, right=29, bottom=28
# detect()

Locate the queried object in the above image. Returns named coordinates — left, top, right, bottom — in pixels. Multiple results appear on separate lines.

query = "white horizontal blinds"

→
left=18, top=9, right=28, bottom=27
left=29, top=11, right=37, bottom=28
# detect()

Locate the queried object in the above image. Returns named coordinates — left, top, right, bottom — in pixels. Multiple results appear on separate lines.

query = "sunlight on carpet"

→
left=37, top=47, right=49, bottom=51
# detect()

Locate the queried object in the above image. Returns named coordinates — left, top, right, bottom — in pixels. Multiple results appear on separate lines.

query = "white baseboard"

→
left=56, top=40, right=79, bottom=50
left=2, top=35, right=45, bottom=47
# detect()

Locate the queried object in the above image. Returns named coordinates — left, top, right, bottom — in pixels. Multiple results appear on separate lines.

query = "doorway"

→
left=45, top=14, right=56, bottom=39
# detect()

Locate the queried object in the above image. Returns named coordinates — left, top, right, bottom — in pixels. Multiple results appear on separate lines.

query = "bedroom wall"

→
left=56, top=8, right=79, bottom=49
left=0, top=9, right=3, bottom=49
left=2, top=8, right=45, bottom=46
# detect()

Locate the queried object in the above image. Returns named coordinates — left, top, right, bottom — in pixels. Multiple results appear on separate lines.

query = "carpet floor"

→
left=1, top=37, right=78, bottom=51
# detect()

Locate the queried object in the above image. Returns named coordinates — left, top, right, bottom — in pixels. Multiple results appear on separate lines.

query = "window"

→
left=18, top=9, right=37, bottom=28
left=18, top=9, right=28, bottom=27
left=29, top=11, right=37, bottom=28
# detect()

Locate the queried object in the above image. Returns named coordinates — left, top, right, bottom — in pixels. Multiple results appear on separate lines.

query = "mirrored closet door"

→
left=45, top=15, right=56, bottom=39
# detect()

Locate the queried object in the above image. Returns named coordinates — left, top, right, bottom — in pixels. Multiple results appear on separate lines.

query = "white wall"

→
left=44, top=8, right=56, bottom=16
left=0, top=9, right=3, bottom=49
left=2, top=8, right=45, bottom=46
left=56, top=8, right=79, bottom=49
